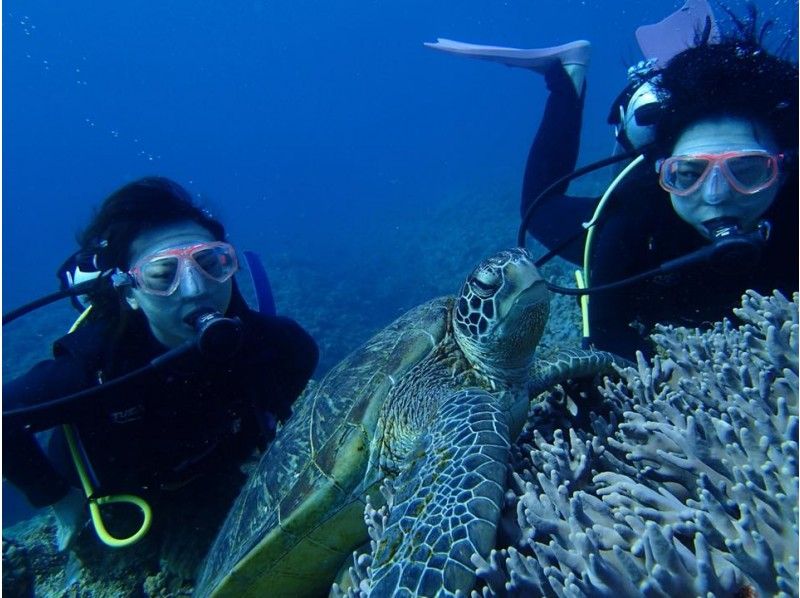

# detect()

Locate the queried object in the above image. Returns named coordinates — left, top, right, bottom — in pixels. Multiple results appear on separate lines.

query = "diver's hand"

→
left=52, top=487, right=86, bottom=552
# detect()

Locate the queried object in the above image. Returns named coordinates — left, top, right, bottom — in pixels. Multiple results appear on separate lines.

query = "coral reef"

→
left=2, top=537, right=34, bottom=598
left=477, top=290, right=798, bottom=597
left=1, top=462, right=246, bottom=597
left=2, top=510, right=162, bottom=598
left=339, top=290, right=798, bottom=597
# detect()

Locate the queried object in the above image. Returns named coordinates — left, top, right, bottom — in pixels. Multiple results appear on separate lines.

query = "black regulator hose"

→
left=2, top=277, right=112, bottom=326
left=517, top=149, right=640, bottom=249
left=3, top=310, right=242, bottom=431
left=544, top=218, right=769, bottom=296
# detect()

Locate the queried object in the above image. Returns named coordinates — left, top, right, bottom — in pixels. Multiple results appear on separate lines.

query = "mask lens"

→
left=191, top=244, right=238, bottom=281
left=131, top=242, right=238, bottom=295
left=139, top=256, right=180, bottom=293
left=726, top=154, right=775, bottom=190
left=662, top=157, right=710, bottom=193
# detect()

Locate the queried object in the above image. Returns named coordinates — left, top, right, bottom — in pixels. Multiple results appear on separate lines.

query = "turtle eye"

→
left=470, top=274, right=500, bottom=297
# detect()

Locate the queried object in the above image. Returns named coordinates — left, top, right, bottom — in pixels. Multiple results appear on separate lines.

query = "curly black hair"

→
left=651, top=5, right=798, bottom=156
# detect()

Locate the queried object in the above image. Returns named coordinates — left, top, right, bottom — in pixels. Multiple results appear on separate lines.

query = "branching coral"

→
left=330, top=494, right=387, bottom=598
left=475, top=290, right=798, bottom=597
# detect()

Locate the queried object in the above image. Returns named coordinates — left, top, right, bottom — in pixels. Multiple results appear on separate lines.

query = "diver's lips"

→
left=184, top=307, right=211, bottom=324
left=182, top=305, right=219, bottom=326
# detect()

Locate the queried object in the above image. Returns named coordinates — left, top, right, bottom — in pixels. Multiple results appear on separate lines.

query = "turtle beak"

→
left=515, top=278, right=548, bottom=307
left=507, top=262, right=548, bottom=312
left=492, top=275, right=549, bottom=370
left=497, top=272, right=549, bottom=334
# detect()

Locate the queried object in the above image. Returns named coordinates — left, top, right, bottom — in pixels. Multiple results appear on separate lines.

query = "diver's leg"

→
left=520, top=62, right=586, bottom=222
left=424, top=37, right=593, bottom=258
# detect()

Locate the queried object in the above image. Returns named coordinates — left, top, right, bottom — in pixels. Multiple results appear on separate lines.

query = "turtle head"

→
left=453, top=248, right=549, bottom=377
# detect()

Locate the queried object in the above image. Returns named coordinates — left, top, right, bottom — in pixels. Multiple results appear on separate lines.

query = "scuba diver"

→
left=2, top=177, right=318, bottom=576
left=425, top=0, right=798, bottom=359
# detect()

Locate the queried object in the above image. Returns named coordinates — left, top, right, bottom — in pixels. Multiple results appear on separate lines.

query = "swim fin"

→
left=635, top=0, right=720, bottom=66
left=424, top=38, right=590, bottom=72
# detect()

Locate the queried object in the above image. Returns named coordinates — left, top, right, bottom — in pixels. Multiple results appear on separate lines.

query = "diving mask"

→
left=657, top=150, right=783, bottom=196
left=116, top=241, right=239, bottom=296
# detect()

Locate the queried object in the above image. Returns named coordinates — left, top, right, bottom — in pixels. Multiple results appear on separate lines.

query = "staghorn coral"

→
left=339, top=290, right=798, bottom=597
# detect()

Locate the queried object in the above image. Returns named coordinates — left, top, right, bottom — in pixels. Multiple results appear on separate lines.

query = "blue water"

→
left=2, top=0, right=796, bottom=527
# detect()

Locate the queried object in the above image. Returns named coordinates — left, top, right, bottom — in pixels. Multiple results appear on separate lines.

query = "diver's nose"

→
left=177, top=263, right=206, bottom=298
left=701, top=165, right=732, bottom=205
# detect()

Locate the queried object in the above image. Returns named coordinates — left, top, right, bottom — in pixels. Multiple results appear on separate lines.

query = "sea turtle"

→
left=194, top=248, right=618, bottom=597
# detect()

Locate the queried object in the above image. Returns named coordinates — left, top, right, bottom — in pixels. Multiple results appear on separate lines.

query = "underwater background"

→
left=2, top=0, right=796, bottom=537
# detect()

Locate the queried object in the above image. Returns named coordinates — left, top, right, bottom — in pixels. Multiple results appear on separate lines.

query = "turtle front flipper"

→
left=368, top=388, right=510, bottom=597
left=529, top=348, right=628, bottom=398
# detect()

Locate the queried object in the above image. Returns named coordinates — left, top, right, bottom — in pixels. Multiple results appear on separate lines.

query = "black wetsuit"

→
left=523, top=65, right=798, bottom=359
left=3, top=289, right=318, bottom=509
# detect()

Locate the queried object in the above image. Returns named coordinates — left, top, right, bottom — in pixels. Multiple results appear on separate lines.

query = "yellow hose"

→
left=579, top=154, right=645, bottom=342
left=63, top=306, right=153, bottom=547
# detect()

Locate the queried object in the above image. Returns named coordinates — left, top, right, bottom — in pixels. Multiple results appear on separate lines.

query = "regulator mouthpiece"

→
left=184, top=309, right=242, bottom=359
left=702, top=217, right=768, bottom=273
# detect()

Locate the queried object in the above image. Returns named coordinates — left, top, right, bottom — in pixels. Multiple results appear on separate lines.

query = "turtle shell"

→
left=195, top=297, right=452, bottom=598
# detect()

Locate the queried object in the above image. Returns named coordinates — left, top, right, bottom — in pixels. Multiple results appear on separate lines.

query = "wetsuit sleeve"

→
left=521, top=63, right=598, bottom=265
left=243, top=315, right=319, bottom=422
left=3, top=357, right=94, bottom=507
left=264, top=317, right=318, bottom=420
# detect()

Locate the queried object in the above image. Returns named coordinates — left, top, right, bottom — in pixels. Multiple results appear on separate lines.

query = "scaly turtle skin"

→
left=195, top=248, right=618, bottom=597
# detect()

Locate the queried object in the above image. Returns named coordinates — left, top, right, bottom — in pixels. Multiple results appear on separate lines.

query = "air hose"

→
left=62, top=307, right=152, bottom=548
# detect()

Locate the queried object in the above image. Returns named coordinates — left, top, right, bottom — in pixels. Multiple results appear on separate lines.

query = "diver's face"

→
left=125, top=221, right=233, bottom=348
left=667, top=116, right=782, bottom=238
